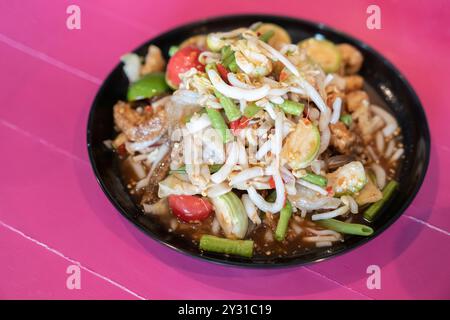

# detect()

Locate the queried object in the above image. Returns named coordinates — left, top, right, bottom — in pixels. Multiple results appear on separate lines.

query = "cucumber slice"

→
left=210, top=191, right=248, bottom=239
left=298, top=38, right=341, bottom=73
left=281, top=119, right=320, bottom=169
left=327, top=161, right=368, bottom=195
left=127, top=72, right=169, bottom=101
left=256, top=23, right=292, bottom=50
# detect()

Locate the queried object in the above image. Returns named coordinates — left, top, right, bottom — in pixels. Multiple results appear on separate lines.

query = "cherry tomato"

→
left=168, top=195, right=213, bottom=223
left=216, top=63, right=229, bottom=83
left=166, top=46, right=204, bottom=89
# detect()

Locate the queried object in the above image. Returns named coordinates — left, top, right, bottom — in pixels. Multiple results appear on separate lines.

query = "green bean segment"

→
left=275, top=201, right=293, bottom=241
left=205, top=108, right=232, bottom=143
left=278, top=100, right=305, bottom=116
left=363, top=180, right=399, bottom=222
left=316, top=219, right=374, bottom=236
left=301, top=173, right=328, bottom=187
left=259, top=30, right=275, bottom=43
left=199, top=235, right=254, bottom=258
left=169, top=164, right=222, bottom=175
left=221, top=46, right=238, bottom=72
left=243, top=103, right=262, bottom=118
left=214, top=89, right=241, bottom=121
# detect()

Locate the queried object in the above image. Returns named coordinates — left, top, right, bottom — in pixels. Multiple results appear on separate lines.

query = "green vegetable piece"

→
left=199, top=235, right=254, bottom=258
left=221, top=46, right=232, bottom=60
left=298, top=38, right=341, bottom=73
left=340, top=114, right=352, bottom=127
left=205, top=108, right=232, bottom=143
left=221, top=46, right=238, bottom=72
left=210, top=192, right=249, bottom=239
left=243, top=103, right=262, bottom=118
left=228, top=59, right=238, bottom=73
left=169, top=164, right=222, bottom=175
left=363, top=180, right=399, bottom=222
left=168, top=45, right=179, bottom=57
left=301, top=173, right=328, bottom=187
left=278, top=100, right=305, bottom=116
left=259, top=30, right=275, bottom=43
left=275, top=200, right=293, bottom=241
left=281, top=120, right=321, bottom=169
left=127, top=72, right=169, bottom=101
left=316, top=219, right=374, bottom=236
left=214, top=89, right=241, bottom=121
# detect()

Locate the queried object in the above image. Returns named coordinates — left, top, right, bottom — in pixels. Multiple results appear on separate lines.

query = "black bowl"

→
left=87, top=14, right=430, bottom=267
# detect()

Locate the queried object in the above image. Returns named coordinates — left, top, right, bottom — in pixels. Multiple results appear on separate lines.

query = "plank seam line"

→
left=0, top=219, right=146, bottom=300
left=0, top=119, right=88, bottom=165
left=0, top=32, right=101, bottom=85
left=403, top=214, right=450, bottom=236
left=303, top=266, right=374, bottom=300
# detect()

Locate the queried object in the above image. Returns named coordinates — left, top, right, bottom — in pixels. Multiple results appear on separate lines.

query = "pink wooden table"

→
left=1, top=0, right=449, bottom=300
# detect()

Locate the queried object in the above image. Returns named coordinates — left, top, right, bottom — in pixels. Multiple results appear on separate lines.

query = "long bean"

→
left=275, top=200, right=293, bottom=241
left=301, top=173, right=327, bottom=187
left=363, top=180, right=398, bottom=222
left=199, top=235, right=254, bottom=258
left=169, top=164, right=222, bottom=175
left=214, top=89, right=241, bottom=121
left=316, top=219, right=374, bottom=236
left=243, top=103, right=262, bottom=118
left=220, top=46, right=238, bottom=72
left=278, top=100, right=305, bottom=116
left=205, top=108, right=232, bottom=143
left=259, top=30, right=275, bottom=43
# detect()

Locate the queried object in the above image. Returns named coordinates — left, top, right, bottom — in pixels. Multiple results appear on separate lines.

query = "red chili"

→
left=216, top=63, right=229, bottom=83
left=268, top=176, right=276, bottom=189
left=229, top=116, right=250, bottom=135
left=326, top=186, right=334, bottom=196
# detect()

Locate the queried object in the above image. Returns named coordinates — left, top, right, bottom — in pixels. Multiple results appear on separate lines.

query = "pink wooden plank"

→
left=309, top=217, right=450, bottom=299
left=0, top=42, right=97, bottom=162
left=0, top=123, right=368, bottom=299
left=0, top=0, right=150, bottom=80
left=0, top=222, right=138, bottom=300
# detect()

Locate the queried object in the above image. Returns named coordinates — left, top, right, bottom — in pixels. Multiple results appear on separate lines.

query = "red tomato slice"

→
left=166, top=46, right=205, bottom=89
left=168, top=195, right=213, bottom=223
